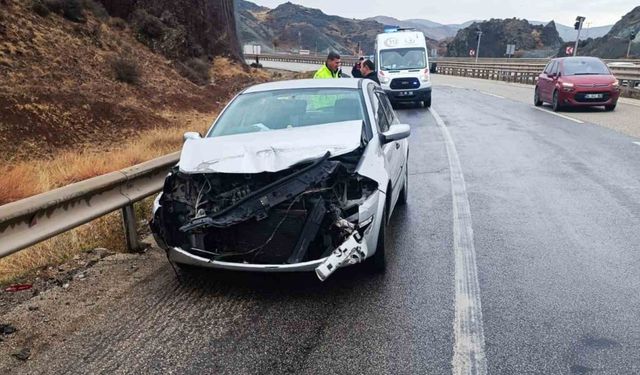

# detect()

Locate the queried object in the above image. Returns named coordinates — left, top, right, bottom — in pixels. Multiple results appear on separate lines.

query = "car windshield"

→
left=379, top=48, right=426, bottom=70
left=563, top=58, right=610, bottom=76
left=208, top=88, right=364, bottom=137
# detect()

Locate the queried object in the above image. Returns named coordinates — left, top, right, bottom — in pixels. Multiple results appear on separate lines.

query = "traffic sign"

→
left=469, top=49, right=476, bottom=57
left=565, top=46, right=574, bottom=55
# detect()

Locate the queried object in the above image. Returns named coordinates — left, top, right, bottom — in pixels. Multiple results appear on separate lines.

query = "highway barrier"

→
left=0, top=153, right=180, bottom=259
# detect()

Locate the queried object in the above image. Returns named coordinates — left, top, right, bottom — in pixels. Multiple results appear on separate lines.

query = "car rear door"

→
left=539, top=60, right=557, bottom=101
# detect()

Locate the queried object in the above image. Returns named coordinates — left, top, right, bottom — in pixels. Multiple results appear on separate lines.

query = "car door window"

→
left=377, top=91, right=398, bottom=127
left=543, top=62, right=552, bottom=75
left=553, top=61, right=561, bottom=76
left=373, top=92, right=391, bottom=133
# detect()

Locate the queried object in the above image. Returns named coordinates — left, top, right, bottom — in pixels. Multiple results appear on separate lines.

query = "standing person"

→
left=360, top=60, right=380, bottom=84
left=351, top=57, right=364, bottom=78
left=314, top=52, right=342, bottom=79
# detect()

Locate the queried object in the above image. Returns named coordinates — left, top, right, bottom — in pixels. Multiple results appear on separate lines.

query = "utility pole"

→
left=573, top=16, right=585, bottom=56
left=475, top=29, right=483, bottom=63
left=627, top=31, right=637, bottom=58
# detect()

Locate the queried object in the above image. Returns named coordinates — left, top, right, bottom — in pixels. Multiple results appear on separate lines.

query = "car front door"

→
left=373, top=89, right=404, bottom=208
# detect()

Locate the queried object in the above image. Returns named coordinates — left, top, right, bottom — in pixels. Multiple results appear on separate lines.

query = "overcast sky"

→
left=250, top=0, right=637, bottom=27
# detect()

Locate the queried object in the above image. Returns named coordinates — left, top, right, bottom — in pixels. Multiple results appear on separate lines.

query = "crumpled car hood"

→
left=179, top=121, right=363, bottom=174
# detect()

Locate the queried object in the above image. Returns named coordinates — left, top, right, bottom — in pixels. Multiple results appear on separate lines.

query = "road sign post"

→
left=573, top=16, right=585, bottom=56
left=475, top=30, right=483, bottom=63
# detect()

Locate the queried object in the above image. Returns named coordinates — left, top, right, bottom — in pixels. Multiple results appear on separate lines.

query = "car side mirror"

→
left=381, top=124, right=411, bottom=144
left=183, top=131, right=202, bottom=141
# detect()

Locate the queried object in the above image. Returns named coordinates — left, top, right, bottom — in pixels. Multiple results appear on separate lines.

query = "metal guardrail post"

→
left=121, top=204, right=141, bottom=251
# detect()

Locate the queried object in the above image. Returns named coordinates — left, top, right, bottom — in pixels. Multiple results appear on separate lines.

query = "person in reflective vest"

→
left=314, top=52, right=342, bottom=79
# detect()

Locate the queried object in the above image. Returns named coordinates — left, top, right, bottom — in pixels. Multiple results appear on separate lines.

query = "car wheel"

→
left=534, top=87, right=542, bottom=106
left=367, top=205, right=387, bottom=273
left=552, top=90, right=561, bottom=112
left=423, top=98, right=432, bottom=108
left=605, top=104, right=616, bottom=111
left=398, top=164, right=408, bottom=206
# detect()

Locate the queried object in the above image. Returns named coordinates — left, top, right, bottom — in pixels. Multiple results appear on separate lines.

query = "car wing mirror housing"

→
left=381, top=124, right=411, bottom=144
left=183, top=131, right=202, bottom=141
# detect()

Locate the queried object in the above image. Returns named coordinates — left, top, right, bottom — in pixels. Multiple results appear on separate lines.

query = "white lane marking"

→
left=429, top=108, right=488, bottom=375
left=633, top=142, right=640, bottom=147
left=480, top=91, right=505, bottom=99
left=532, top=106, right=584, bottom=124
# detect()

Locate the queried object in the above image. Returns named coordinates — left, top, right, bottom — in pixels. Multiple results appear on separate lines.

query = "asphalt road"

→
left=2, top=80, right=640, bottom=374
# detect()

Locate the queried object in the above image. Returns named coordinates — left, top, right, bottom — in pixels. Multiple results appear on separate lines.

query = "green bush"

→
left=81, top=0, right=108, bottom=21
left=131, top=9, right=165, bottom=40
left=108, top=17, right=127, bottom=30
left=112, top=56, right=141, bottom=85
left=176, top=58, right=211, bottom=85
left=31, top=0, right=51, bottom=17
left=45, top=0, right=86, bottom=23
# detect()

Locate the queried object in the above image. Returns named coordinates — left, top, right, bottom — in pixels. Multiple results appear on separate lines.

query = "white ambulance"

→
left=375, top=28, right=431, bottom=107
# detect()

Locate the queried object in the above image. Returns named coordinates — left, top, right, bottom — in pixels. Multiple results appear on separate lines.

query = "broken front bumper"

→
left=168, top=231, right=369, bottom=281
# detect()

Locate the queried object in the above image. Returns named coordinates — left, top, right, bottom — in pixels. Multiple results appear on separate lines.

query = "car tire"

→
left=552, top=90, right=562, bottom=112
left=534, top=87, right=542, bottom=106
left=423, top=98, right=432, bottom=108
left=367, top=205, right=387, bottom=273
left=605, top=104, right=616, bottom=111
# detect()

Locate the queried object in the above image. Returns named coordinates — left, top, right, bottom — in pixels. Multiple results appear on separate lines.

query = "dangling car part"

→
left=150, top=79, right=411, bottom=281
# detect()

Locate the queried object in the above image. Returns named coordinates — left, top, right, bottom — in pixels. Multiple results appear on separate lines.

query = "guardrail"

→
left=246, top=53, right=359, bottom=66
left=0, top=152, right=180, bottom=259
left=435, top=61, right=640, bottom=94
left=246, top=53, right=640, bottom=67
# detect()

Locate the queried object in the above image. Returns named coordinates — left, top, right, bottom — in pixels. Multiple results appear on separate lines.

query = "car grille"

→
left=390, top=77, right=420, bottom=90
left=576, top=83, right=609, bottom=88
left=574, top=92, right=611, bottom=103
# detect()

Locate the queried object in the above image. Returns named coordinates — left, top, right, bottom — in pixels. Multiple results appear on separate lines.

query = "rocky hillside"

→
left=238, top=1, right=382, bottom=55
left=99, top=0, right=242, bottom=61
left=237, top=1, right=438, bottom=55
left=446, top=18, right=563, bottom=58
left=561, top=6, right=640, bottom=58
left=0, top=0, right=260, bottom=162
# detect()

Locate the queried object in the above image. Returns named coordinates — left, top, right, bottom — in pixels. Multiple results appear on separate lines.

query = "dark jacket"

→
left=351, top=63, right=363, bottom=78
left=363, top=71, right=380, bottom=85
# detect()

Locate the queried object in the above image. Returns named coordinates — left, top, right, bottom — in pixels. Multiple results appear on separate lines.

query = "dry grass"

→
left=0, top=111, right=212, bottom=205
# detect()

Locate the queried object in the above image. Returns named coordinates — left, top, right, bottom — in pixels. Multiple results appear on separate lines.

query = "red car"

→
left=534, top=56, right=620, bottom=112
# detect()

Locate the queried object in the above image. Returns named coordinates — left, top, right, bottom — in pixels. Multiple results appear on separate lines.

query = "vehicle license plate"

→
left=399, top=91, right=414, bottom=97
left=585, top=93, right=603, bottom=99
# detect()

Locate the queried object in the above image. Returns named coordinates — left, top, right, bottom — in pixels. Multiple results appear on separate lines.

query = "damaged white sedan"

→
left=150, top=79, right=410, bottom=281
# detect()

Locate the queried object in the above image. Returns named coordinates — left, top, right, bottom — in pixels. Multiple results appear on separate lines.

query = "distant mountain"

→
left=237, top=1, right=439, bottom=55
left=368, top=16, right=613, bottom=43
left=561, top=6, right=640, bottom=58
left=366, top=16, right=459, bottom=40
left=447, top=19, right=563, bottom=58
left=529, top=21, right=612, bottom=42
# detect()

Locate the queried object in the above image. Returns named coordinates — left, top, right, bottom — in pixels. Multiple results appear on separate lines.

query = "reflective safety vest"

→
left=313, top=64, right=339, bottom=79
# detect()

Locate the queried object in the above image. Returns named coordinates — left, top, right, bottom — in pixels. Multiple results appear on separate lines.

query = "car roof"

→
left=243, top=79, right=362, bottom=93
left=555, top=56, right=603, bottom=62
